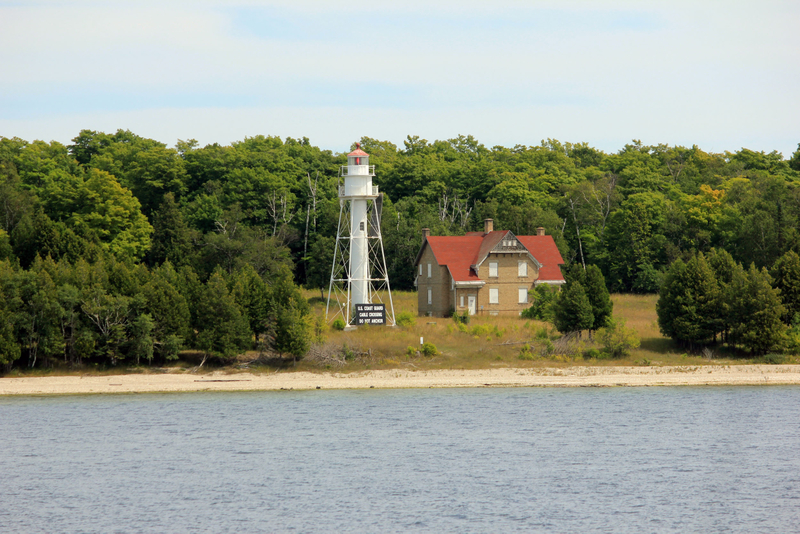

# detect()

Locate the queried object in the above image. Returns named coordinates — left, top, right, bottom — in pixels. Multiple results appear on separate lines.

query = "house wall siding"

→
left=417, top=246, right=452, bottom=317
left=476, top=253, right=538, bottom=315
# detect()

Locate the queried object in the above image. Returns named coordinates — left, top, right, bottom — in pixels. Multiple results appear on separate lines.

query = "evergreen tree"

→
left=148, top=192, right=195, bottom=267
left=272, top=299, right=311, bottom=364
left=729, top=264, right=786, bottom=354
left=656, top=253, right=719, bottom=348
left=268, top=273, right=312, bottom=362
left=563, top=263, right=586, bottom=288
left=770, top=250, right=800, bottom=324
left=707, top=248, right=739, bottom=342
left=229, top=263, right=272, bottom=338
left=128, top=313, right=154, bottom=365
left=194, top=272, right=251, bottom=364
left=141, top=262, right=191, bottom=357
left=553, top=281, right=594, bottom=334
left=0, top=308, right=21, bottom=368
left=583, top=264, right=613, bottom=330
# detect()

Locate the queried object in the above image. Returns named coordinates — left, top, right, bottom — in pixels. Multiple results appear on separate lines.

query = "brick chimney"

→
left=536, top=226, right=545, bottom=236
left=421, top=228, right=430, bottom=240
left=484, top=218, right=493, bottom=233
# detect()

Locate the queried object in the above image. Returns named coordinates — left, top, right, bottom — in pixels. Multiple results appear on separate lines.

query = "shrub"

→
left=521, top=284, right=559, bottom=321
left=405, top=346, right=417, bottom=357
left=469, top=324, right=492, bottom=336
left=420, top=342, right=438, bottom=357
left=535, top=327, right=550, bottom=340
left=518, top=343, right=535, bottom=360
left=596, top=317, right=640, bottom=358
left=331, top=318, right=346, bottom=331
left=453, top=311, right=470, bottom=325
left=396, top=311, right=416, bottom=327
left=759, top=353, right=786, bottom=364
left=584, top=348, right=602, bottom=360
left=787, top=314, right=800, bottom=354
left=342, top=343, right=355, bottom=360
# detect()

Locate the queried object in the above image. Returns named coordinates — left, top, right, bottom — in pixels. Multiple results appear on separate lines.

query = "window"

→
left=419, top=264, right=422, bottom=276
left=489, top=288, right=499, bottom=304
left=519, top=288, right=528, bottom=304
left=359, top=221, right=365, bottom=232
left=427, top=288, right=432, bottom=305
left=460, top=295, right=464, bottom=308
left=518, top=261, right=527, bottom=277
left=489, top=262, right=498, bottom=278
left=427, top=263, right=432, bottom=278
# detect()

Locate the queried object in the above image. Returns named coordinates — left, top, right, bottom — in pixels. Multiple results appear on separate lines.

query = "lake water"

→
left=2, top=387, right=799, bottom=533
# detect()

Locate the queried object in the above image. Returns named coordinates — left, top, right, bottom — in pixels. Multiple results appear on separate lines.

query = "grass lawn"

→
left=294, top=290, right=775, bottom=371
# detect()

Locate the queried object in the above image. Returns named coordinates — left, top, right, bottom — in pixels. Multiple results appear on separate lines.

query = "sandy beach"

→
left=1, top=365, right=800, bottom=396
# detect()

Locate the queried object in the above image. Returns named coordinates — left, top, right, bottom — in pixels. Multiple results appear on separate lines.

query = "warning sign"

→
left=354, top=303, right=386, bottom=325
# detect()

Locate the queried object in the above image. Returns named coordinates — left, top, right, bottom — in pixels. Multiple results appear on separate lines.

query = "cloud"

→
left=1, top=0, right=798, bottom=156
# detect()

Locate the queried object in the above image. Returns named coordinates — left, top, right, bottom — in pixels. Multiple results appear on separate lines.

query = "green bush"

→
left=535, top=327, right=550, bottom=340
left=469, top=324, right=492, bottom=336
left=584, top=348, right=602, bottom=360
left=759, top=353, right=786, bottom=364
left=405, top=346, right=417, bottom=357
left=596, top=317, right=640, bottom=358
left=453, top=311, right=470, bottom=325
left=521, top=284, right=559, bottom=321
left=420, top=342, right=438, bottom=357
left=396, top=311, right=416, bottom=327
left=518, top=343, right=535, bottom=360
left=331, top=318, right=346, bottom=331
left=342, top=343, right=355, bottom=360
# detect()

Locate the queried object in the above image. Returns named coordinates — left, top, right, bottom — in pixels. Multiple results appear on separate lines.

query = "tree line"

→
left=657, top=249, right=800, bottom=355
left=2, top=130, right=800, bottom=368
left=0, top=255, right=313, bottom=370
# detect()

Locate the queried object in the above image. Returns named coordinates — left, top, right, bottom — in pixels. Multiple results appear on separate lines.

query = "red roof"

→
left=517, top=235, right=565, bottom=282
left=425, top=236, right=485, bottom=281
left=420, top=232, right=565, bottom=283
left=348, top=143, right=369, bottom=157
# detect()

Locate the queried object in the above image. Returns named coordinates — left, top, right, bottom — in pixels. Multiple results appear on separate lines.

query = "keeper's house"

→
left=414, top=219, right=565, bottom=317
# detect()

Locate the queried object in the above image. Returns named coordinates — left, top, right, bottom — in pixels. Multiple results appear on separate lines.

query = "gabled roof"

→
left=474, top=230, right=508, bottom=268
left=517, top=235, right=565, bottom=282
left=415, top=231, right=565, bottom=283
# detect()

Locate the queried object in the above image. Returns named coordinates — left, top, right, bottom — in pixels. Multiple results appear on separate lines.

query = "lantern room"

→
left=347, top=143, right=369, bottom=167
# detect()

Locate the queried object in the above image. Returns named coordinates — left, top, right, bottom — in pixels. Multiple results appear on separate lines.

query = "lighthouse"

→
left=326, top=143, right=395, bottom=327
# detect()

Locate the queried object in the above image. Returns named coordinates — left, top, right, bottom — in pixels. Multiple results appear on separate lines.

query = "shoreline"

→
left=2, top=365, right=800, bottom=396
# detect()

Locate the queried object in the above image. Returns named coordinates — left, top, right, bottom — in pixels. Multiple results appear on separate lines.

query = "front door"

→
left=468, top=295, right=476, bottom=315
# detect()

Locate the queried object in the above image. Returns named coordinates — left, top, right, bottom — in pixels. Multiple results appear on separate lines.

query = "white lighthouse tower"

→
left=326, top=143, right=395, bottom=327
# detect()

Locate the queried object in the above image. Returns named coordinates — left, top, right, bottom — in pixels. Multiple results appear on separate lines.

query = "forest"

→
left=1, top=130, right=800, bottom=370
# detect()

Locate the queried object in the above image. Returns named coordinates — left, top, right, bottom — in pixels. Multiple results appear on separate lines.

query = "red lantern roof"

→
left=348, top=142, right=369, bottom=157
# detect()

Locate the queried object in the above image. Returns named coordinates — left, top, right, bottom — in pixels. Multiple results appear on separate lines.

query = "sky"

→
left=1, top=0, right=798, bottom=156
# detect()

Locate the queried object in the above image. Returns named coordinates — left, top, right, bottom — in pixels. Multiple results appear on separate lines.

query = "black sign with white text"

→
left=354, top=303, right=386, bottom=325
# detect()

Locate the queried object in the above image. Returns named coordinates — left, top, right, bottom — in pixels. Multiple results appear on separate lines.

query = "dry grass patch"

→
left=299, top=290, right=764, bottom=370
